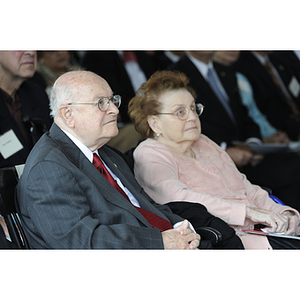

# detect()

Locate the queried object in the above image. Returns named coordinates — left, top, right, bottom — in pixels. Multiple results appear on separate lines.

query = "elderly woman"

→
left=128, top=70, right=300, bottom=249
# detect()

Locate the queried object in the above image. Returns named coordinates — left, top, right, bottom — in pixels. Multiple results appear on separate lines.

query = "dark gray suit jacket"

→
left=16, top=123, right=182, bottom=249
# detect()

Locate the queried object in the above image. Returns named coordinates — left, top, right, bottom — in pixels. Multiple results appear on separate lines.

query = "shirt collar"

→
left=294, top=50, right=300, bottom=61
left=186, top=52, right=214, bottom=79
left=61, top=128, right=95, bottom=163
left=252, top=51, right=268, bottom=65
left=164, top=51, right=181, bottom=63
left=0, top=87, right=13, bottom=103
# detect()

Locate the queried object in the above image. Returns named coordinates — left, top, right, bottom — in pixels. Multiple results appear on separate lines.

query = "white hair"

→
left=50, top=77, right=75, bottom=118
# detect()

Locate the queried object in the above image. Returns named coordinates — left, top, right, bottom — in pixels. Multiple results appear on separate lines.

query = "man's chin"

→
left=109, top=128, right=119, bottom=139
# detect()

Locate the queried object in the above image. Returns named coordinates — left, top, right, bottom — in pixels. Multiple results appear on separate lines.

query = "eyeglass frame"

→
left=155, top=103, right=204, bottom=120
left=65, top=95, right=121, bottom=112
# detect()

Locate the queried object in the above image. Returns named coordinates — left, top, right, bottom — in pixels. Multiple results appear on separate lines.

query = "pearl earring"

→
left=156, top=133, right=160, bottom=137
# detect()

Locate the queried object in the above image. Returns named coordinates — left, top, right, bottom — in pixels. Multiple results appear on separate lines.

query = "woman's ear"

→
left=147, top=115, right=161, bottom=134
left=58, top=106, right=75, bottom=128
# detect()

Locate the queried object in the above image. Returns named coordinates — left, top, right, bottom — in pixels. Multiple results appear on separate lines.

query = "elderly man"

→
left=0, top=51, right=52, bottom=168
left=16, top=70, right=200, bottom=249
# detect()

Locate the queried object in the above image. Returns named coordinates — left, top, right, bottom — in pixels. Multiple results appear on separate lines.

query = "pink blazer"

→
left=133, top=135, right=300, bottom=249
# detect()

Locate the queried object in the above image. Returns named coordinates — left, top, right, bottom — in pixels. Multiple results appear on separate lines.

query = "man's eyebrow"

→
left=94, top=93, right=113, bottom=100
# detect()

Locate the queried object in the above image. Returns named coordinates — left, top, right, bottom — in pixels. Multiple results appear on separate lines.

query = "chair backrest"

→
left=0, top=164, right=29, bottom=249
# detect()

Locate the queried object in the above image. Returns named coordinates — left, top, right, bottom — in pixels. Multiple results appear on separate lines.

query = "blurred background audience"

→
left=0, top=51, right=52, bottom=168
left=0, top=50, right=52, bottom=246
left=81, top=51, right=157, bottom=124
left=232, top=51, right=300, bottom=141
left=270, top=51, right=300, bottom=111
left=81, top=51, right=160, bottom=152
left=150, top=51, right=184, bottom=70
left=167, top=50, right=300, bottom=210
left=213, top=51, right=290, bottom=144
left=30, top=51, right=81, bottom=98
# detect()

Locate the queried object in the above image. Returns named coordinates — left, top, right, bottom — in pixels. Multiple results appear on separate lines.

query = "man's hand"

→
left=226, top=147, right=264, bottom=167
left=263, top=131, right=290, bottom=145
left=249, top=153, right=264, bottom=167
left=162, top=220, right=200, bottom=249
left=226, top=147, right=254, bottom=167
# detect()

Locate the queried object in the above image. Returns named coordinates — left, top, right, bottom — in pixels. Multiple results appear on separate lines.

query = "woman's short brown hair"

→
left=128, top=70, right=197, bottom=139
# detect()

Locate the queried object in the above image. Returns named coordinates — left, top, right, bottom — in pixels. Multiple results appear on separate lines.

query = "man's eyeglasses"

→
left=66, top=95, right=121, bottom=112
left=156, top=103, right=204, bottom=121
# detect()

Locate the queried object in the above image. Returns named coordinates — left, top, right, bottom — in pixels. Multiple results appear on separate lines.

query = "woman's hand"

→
left=246, top=206, right=290, bottom=233
left=281, top=210, right=299, bottom=235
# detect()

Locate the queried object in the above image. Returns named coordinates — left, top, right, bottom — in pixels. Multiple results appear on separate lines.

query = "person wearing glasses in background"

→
left=129, top=70, right=300, bottom=249
left=16, top=70, right=201, bottom=249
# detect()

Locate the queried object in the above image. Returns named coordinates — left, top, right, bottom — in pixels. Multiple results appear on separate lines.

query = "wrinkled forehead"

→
left=159, top=88, right=195, bottom=104
left=60, top=71, right=112, bottom=100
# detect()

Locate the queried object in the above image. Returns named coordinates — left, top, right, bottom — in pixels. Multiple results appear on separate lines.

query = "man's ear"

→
left=58, top=106, right=75, bottom=128
left=147, top=115, right=161, bottom=135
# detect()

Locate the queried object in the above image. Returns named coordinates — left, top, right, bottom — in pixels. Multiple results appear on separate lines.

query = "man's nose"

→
left=107, top=100, right=119, bottom=114
left=24, top=51, right=36, bottom=57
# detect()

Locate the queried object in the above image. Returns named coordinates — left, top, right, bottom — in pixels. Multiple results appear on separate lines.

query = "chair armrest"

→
left=195, top=227, right=222, bottom=245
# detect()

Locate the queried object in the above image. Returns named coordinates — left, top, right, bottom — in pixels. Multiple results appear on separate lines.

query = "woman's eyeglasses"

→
left=66, top=95, right=121, bottom=112
left=156, top=103, right=204, bottom=121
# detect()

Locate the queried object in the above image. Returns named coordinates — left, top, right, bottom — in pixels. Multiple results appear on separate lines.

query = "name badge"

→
left=0, top=130, right=23, bottom=159
left=288, top=76, right=300, bottom=98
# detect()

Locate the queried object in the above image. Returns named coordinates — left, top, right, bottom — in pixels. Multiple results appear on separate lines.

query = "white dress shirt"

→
left=62, top=129, right=140, bottom=207
left=164, top=51, right=181, bottom=63
left=294, top=51, right=300, bottom=61
left=186, top=52, right=229, bottom=102
left=117, top=51, right=147, bottom=93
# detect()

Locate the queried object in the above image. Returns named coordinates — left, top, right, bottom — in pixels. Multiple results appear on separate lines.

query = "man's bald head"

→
left=50, top=70, right=111, bottom=118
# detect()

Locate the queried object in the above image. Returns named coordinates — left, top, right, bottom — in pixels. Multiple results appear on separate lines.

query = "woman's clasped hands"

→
left=246, top=206, right=299, bottom=235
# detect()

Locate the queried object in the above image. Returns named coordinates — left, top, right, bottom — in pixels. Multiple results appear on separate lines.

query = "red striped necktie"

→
left=93, top=153, right=173, bottom=231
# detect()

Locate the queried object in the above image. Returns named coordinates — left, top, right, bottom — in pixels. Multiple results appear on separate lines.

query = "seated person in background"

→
left=30, top=51, right=81, bottom=98
left=128, top=70, right=300, bottom=249
left=232, top=51, right=300, bottom=141
left=0, top=51, right=52, bottom=168
left=81, top=50, right=157, bottom=124
left=168, top=51, right=300, bottom=211
left=270, top=51, right=300, bottom=111
left=213, top=51, right=290, bottom=145
left=151, top=51, right=184, bottom=70
left=80, top=51, right=157, bottom=153
left=16, top=70, right=200, bottom=249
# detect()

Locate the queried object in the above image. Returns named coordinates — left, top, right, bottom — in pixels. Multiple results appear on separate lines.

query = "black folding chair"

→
left=0, top=165, right=30, bottom=249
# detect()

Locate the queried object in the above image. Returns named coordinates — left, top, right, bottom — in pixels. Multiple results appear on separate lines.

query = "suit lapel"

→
left=179, top=55, right=235, bottom=125
left=49, top=124, right=152, bottom=227
left=213, top=62, right=241, bottom=122
left=99, top=146, right=172, bottom=222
